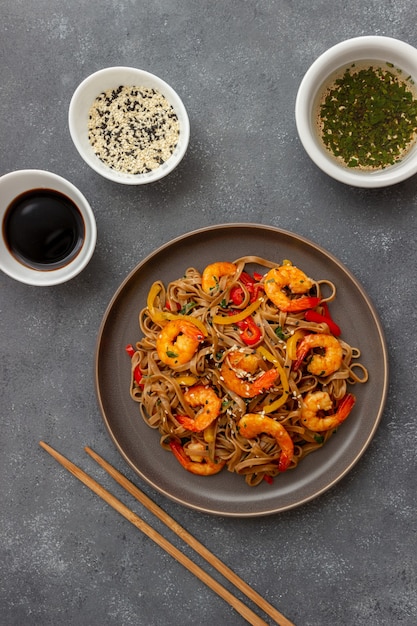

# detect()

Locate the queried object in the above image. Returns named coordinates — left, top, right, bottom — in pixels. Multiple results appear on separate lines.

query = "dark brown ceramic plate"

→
left=95, top=224, right=388, bottom=516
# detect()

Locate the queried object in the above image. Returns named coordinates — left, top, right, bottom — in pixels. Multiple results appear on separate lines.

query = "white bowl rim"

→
left=0, top=169, right=97, bottom=286
left=68, top=66, right=190, bottom=185
left=295, top=35, right=417, bottom=188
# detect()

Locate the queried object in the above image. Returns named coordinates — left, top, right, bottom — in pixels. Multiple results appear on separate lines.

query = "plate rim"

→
left=95, top=222, right=389, bottom=516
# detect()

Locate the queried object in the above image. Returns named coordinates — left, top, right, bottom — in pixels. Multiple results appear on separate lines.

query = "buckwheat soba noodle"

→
left=126, top=256, right=368, bottom=486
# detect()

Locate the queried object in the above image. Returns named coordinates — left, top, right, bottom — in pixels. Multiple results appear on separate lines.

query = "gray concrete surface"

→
left=1, top=1, right=416, bottom=625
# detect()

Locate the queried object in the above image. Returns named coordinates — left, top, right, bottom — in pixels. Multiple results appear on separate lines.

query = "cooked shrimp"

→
left=294, top=333, right=343, bottom=376
left=169, top=440, right=225, bottom=476
left=264, top=265, right=320, bottom=312
left=176, top=385, right=222, bottom=432
left=220, top=350, right=279, bottom=398
left=237, top=413, right=294, bottom=472
left=156, top=319, right=204, bottom=367
left=201, top=261, right=237, bottom=293
left=301, top=391, right=356, bottom=431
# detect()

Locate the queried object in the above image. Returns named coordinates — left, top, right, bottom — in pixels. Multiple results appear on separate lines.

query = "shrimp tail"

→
left=169, top=439, right=195, bottom=467
left=169, top=440, right=225, bottom=476
left=252, top=368, right=280, bottom=393
left=278, top=452, right=292, bottom=472
left=293, top=333, right=316, bottom=371
left=177, top=414, right=204, bottom=432
left=282, top=296, right=321, bottom=313
left=182, top=324, right=205, bottom=342
left=293, top=352, right=307, bottom=372
left=338, top=393, right=356, bottom=421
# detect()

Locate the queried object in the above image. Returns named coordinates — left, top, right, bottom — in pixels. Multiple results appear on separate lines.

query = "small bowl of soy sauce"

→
left=0, top=169, right=96, bottom=286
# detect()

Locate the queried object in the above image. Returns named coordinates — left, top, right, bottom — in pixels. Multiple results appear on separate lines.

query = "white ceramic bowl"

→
left=68, top=66, right=190, bottom=185
left=295, top=36, right=417, bottom=188
left=0, top=169, right=96, bottom=286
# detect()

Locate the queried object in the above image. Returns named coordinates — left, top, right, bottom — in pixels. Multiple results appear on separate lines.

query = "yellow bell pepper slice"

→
left=212, top=297, right=263, bottom=325
left=286, top=329, right=306, bottom=361
left=147, top=282, right=207, bottom=336
left=256, top=345, right=290, bottom=413
left=146, top=282, right=172, bottom=324
left=203, top=421, right=217, bottom=444
left=175, top=375, right=199, bottom=387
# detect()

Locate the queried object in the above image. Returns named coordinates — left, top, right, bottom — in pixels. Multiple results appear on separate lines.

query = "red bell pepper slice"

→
left=125, top=344, right=135, bottom=358
left=250, top=283, right=264, bottom=302
left=229, top=272, right=264, bottom=305
left=304, top=304, right=341, bottom=336
left=236, top=316, right=262, bottom=346
left=239, top=271, right=264, bottom=302
left=239, top=271, right=255, bottom=287
left=165, top=300, right=180, bottom=312
left=133, top=366, right=143, bottom=386
left=125, top=344, right=144, bottom=386
left=230, top=285, right=245, bottom=306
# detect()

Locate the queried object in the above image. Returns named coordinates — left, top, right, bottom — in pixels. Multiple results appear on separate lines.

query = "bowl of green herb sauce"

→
left=295, top=36, right=417, bottom=187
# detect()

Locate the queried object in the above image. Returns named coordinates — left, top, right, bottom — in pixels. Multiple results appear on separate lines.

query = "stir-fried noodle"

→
left=127, top=256, right=368, bottom=486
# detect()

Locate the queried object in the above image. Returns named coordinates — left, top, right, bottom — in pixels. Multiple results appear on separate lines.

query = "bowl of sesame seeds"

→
left=295, top=36, right=417, bottom=188
left=68, top=66, right=190, bottom=184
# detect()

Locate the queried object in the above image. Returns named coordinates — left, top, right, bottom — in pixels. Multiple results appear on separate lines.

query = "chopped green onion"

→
left=318, top=63, right=417, bottom=169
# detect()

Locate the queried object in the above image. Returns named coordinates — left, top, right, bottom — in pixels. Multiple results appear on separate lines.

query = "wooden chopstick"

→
left=39, top=441, right=285, bottom=626
left=85, top=445, right=295, bottom=626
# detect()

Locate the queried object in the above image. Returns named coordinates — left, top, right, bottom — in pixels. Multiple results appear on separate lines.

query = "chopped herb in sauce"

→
left=88, top=85, right=180, bottom=174
left=317, top=62, right=417, bottom=169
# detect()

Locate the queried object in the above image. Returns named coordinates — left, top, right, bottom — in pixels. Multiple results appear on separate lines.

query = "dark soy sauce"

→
left=3, top=189, right=85, bottom=270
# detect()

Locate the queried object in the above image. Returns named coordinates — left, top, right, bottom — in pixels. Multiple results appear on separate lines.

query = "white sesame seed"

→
left=88, top=85, right=180, bottom=174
